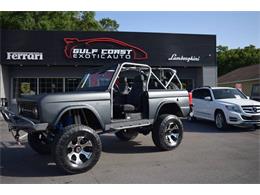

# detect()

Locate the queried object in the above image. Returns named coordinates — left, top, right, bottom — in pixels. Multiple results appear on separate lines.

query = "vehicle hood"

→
left=216, top=98, right=260, bottom=106
left=40, top=91, right=110, bottom=104
left=17, top=91, right=110, bottom=104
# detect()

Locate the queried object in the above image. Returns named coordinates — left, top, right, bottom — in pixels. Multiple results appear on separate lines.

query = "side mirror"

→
left=204, top=96, right=212, bottom=101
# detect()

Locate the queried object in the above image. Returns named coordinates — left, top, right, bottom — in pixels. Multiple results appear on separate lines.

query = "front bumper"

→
left=0, top=107, right=48, bottom=133
left=226, top=111, right=260, bottom=127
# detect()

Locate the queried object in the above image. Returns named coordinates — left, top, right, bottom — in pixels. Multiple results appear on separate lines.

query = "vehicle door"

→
left=192, top=89, right=203, bottom=118
left=192, top=89, right=213, bottom=119
left=201, top=89, right=214, bottom=120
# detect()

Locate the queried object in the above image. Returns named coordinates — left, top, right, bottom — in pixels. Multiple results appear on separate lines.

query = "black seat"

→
left=124, top=74, right=147, bottom=112
left=113, top=77, right=135, bottom=117
left=118, top=77, right=129, bottom=95
left=113, top=74, right=147, bottom=118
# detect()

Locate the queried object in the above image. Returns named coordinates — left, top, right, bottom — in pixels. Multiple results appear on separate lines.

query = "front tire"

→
left=152, top=114, right=183, bottom=151
left=115, top=129, right=138, bottom=141
left=52, top=125, right=102, bottom=174
left=28, top=131, right=51, bottom=155
left=215, top=111, right=229, bottom=130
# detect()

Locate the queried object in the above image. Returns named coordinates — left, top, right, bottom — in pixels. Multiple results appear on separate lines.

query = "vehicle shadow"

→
left=0, top=141, right=65, bottom=178
left=0, top=136, right=160, bottom=178
left=100, top=135, right=161, bottom=154
left=182, top=119, right=258, bottom=133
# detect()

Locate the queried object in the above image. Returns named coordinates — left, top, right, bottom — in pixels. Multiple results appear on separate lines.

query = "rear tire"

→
left=115, top=129, right=138, bottom=141
left=52, top=124, right=102, bottom=174
left=215, top=111, right=229, bottom=130
left=28, top=131, right=51, bottom=155
left=152, top=114, right=183, bottom=151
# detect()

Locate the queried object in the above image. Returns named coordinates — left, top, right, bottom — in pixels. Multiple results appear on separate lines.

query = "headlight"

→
left=225, top=105, right=241, bottom=113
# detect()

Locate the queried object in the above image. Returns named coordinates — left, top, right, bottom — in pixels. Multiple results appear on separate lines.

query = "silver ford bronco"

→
left=1, top=62, right=190, bottom=174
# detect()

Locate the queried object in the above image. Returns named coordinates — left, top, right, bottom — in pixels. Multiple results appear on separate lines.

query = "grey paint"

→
left=40, top=91, right=111, bottom=126
left=17, top=88, right=189, bottom=131
left=148, top=90, right=190, bottom=119
left=14, top=64, right=190, bottom=132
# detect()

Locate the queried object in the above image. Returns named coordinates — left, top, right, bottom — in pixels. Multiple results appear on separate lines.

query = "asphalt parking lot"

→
left=0, top=119, right=259, bottom=184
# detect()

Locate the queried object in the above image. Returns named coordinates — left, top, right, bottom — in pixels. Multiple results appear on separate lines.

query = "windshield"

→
left=212, top=88, right=247, bottom=99
left=77, top=66, right=117, bottom=91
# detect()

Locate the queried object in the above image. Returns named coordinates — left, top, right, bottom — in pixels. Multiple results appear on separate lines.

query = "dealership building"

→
left=0, top=29, right=216, bottom=110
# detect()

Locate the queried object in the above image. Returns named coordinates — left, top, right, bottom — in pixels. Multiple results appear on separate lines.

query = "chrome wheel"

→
left=164, top=121, right=180, bottom=147
left=216, top=113, right=224, bottom=129
left=67, top=136, right=93, bottom=167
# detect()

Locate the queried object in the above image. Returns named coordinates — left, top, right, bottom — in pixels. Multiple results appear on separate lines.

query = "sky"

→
left=96, top=12, right=260, bottom=49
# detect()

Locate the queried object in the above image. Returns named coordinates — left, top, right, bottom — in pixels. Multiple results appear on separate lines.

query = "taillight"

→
left=188, top=92, right=193, bottom=106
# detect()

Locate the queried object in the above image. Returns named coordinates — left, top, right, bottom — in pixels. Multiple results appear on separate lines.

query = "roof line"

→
left=218, top=78, right=260, bottom=85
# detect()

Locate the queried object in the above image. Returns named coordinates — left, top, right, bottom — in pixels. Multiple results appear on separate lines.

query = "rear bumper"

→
left=0, top=107, right=48, bottom=133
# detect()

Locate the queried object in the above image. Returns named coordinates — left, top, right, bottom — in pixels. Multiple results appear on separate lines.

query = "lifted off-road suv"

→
left=1, top=62, right=190, bottom=174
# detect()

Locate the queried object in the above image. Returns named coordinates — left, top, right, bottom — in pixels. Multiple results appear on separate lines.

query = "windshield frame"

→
left=212, top=88, right=247, bottom=100
left=77, top=64, right=118, bottom=92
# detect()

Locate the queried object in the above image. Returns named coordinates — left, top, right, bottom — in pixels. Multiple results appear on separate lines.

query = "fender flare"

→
left=154, top=101, right=183, bottom=120
left=53, top=105, right=105, bottom=129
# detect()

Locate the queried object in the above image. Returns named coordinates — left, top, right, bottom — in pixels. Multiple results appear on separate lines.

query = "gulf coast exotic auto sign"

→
left=64, top=37, right=148, bottom=61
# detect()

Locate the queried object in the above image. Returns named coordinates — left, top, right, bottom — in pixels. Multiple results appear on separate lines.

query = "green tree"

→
left=217, top=45, right=260, bottom=76
left=99, top=18, right=120, bottom=31
left=0, top=11, right=119, bottom=31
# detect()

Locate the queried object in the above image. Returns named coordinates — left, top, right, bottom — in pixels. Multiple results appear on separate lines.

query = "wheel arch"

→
left=155, top=101, right=184, bottom=120
left=214, top=108, right=230, bottom=122
left=214, top=108, right=224, bottom=118
left=54, top=105, right=105, bottom=130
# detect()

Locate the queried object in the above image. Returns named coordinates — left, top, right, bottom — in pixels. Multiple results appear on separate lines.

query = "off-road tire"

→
left=115, top=129, right=138, bottom=141
left=152, top=114, right=183, bottom=151
left=52, top=124, right=102, bottom=174
left=215, top=111, right=229, bottom=130
left=28, top=131, right=51, bottom=155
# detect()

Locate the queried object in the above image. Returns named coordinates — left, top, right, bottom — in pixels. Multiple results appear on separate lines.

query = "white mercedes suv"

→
left=190, top=87, right=260, bottom=130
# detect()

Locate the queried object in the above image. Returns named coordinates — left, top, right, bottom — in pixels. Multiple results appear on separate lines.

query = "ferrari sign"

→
left=7, top=52, right=43, bottom=60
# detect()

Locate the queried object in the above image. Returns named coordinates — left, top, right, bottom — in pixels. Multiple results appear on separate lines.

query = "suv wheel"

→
left=52, top=124, right=102, bottom=174
left=152, top=114, right=183, bottom=151
left=28, top=132, right=51, bottom=155
left=115, top=129, right=138, bottom=141
left=215, top=111, right=228, bottom=130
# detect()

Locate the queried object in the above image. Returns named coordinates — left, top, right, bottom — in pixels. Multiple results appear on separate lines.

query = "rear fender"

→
left=155, top=101, right=183, bottom=120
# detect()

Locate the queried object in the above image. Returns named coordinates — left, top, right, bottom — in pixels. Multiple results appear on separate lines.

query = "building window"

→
left=180, top=79, right=194, bottom=92
left=65, top=78, right=81, bottom=92
left=12, top=77, right=83, bottom=99
left=39, top=78, right=63, bottom=94
left=13, top=78, right=37, bottom=98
